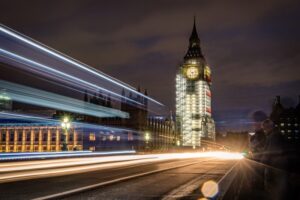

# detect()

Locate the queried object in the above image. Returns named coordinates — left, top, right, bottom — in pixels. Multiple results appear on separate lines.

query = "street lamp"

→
left=61, top=116, right=71, bottom=151
left=145, top=132, right=150, bottom=150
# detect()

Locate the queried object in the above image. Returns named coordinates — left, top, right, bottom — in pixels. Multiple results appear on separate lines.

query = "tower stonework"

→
left=175, top=19, right=215, bottom=148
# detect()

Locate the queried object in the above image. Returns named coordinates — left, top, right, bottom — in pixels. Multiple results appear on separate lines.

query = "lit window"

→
left=109, top=135, right=114, bottom=141
left=116, top=136, right=121, bottom=141
left=102, top=136, right=106, bottom=141
left=89, top=133, right=96, bottom=141
left=128, top=132, right=133, bottom=141
left=281, top=123, right=284, bottom=126
left=89, top=146, right=95, bottom=151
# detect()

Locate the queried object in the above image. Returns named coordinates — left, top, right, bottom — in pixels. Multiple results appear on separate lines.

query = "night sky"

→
left=1, top=0, right=300, bottom=131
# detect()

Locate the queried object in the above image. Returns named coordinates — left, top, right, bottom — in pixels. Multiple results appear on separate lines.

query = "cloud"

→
left=1, top=0, right=299, bottom=130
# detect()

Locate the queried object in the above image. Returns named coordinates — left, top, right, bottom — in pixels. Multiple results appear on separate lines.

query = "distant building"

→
left=147, top=116, right=176, bottom=150
left=78, top=88, right=177, bottom=151
left=0, top=124, right=142, bottom=153
left=175, top=19, right=215, bottom=149
left=80, top=128, right=139, bottom=152
left=0, top=87, right=176, bottom=152
left=270, top=96, right=300, bottom=141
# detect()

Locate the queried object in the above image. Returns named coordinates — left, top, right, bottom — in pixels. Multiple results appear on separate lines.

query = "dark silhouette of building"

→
left=270, top=96, right=300, bottom=141
left=81, top=88, right=176, bottom=151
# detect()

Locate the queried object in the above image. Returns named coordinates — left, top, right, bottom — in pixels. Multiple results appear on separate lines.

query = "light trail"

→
left=0, top=152, right=243, bottom=174
left=0, top=150, right=136, bottom=162
left=0, top=111, right=137, bottom=135
left=0, top=152, right=141, bottom=168
left=0, top=111, right=59, bottom=123
left=0, top=80, right=129, bottom=118
left=0, top=153, right=151, bottom=172
left=0, top=152, right=242, bottom=184
left=0, top=155, right=207, bottom=184
left=0, top=48, right=145, bottom=107
left=0, top=151, right=243, bottom=184
left=0, top=151, right=92, bottom=157
left=0, top=24, right=164, bottom=106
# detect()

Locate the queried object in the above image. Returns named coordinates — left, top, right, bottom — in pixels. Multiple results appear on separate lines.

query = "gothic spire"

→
left=137, top=85, right=141, bottom=92
left=189, top=16, right=200, bottom=45
left=184, top=16, right=204, bottom=61
left=270, top=95, right=284, bottom=123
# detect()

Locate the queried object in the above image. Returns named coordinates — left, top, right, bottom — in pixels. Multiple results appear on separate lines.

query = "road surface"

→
left=0, top=152, right=241, bottom=199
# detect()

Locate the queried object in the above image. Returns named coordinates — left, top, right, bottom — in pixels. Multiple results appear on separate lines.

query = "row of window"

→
left=281, top=130, right=299, bottom=133
left=1, top=145, right=81, bottom=152
left=0, top=133, right=77, bottom=142
left=89, top=133, right=129, bottom=142
left=280, top=123, right=299, bottom=127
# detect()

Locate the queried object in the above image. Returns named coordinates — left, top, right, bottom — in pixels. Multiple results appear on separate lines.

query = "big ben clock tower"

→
left=176, top=18, right=215, bottom=148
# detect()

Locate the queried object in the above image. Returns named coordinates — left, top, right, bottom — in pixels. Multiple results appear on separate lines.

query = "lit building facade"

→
left=0, top=87, right=177, bottom=153
left=176, top=20, right=215, bottom=148
left=0, top=124, right=139, bottom=153
left=0, top=126, right=83, bottom=152
left=146, top=116, right=176, bottom=150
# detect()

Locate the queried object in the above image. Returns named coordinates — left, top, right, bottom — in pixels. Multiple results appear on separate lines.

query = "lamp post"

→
left=145, top=132, right=150, bottom=150
left=61, top=116, right=71, bottom=151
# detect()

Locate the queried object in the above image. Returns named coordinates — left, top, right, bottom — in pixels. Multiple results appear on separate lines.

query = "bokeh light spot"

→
left=201, top=180, right=219, bottom=198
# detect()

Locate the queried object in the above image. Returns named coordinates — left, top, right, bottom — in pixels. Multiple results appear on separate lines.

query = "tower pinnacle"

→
left=189, top=16, right=200, bottom=44
left=184, top=17, right=203, bottom=61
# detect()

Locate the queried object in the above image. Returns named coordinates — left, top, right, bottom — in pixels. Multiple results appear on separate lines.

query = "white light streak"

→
left=0, top=151, right=136, bottom=162
left=0, top=80, right=129, bottom=118
left=0, top=48, right=144, bottom=107
left=0, top=25, right=163, bottom=106
left=0, top=111, right=137, bottom=135
left=0, top=151, right=242, bottom=183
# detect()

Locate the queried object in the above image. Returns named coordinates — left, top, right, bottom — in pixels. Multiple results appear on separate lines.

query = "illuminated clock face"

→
left=186, top=66, right=199, bottom=79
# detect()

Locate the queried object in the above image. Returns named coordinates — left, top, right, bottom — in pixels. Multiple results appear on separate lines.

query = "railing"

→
left=220, top=158, right=300, bottom=200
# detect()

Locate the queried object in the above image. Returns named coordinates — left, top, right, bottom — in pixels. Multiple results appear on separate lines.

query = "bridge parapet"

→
left=221, top=159, right=300, bottom=200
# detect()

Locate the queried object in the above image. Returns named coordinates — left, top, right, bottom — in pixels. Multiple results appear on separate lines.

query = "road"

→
left=0, top=152, right=242, bottom=200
